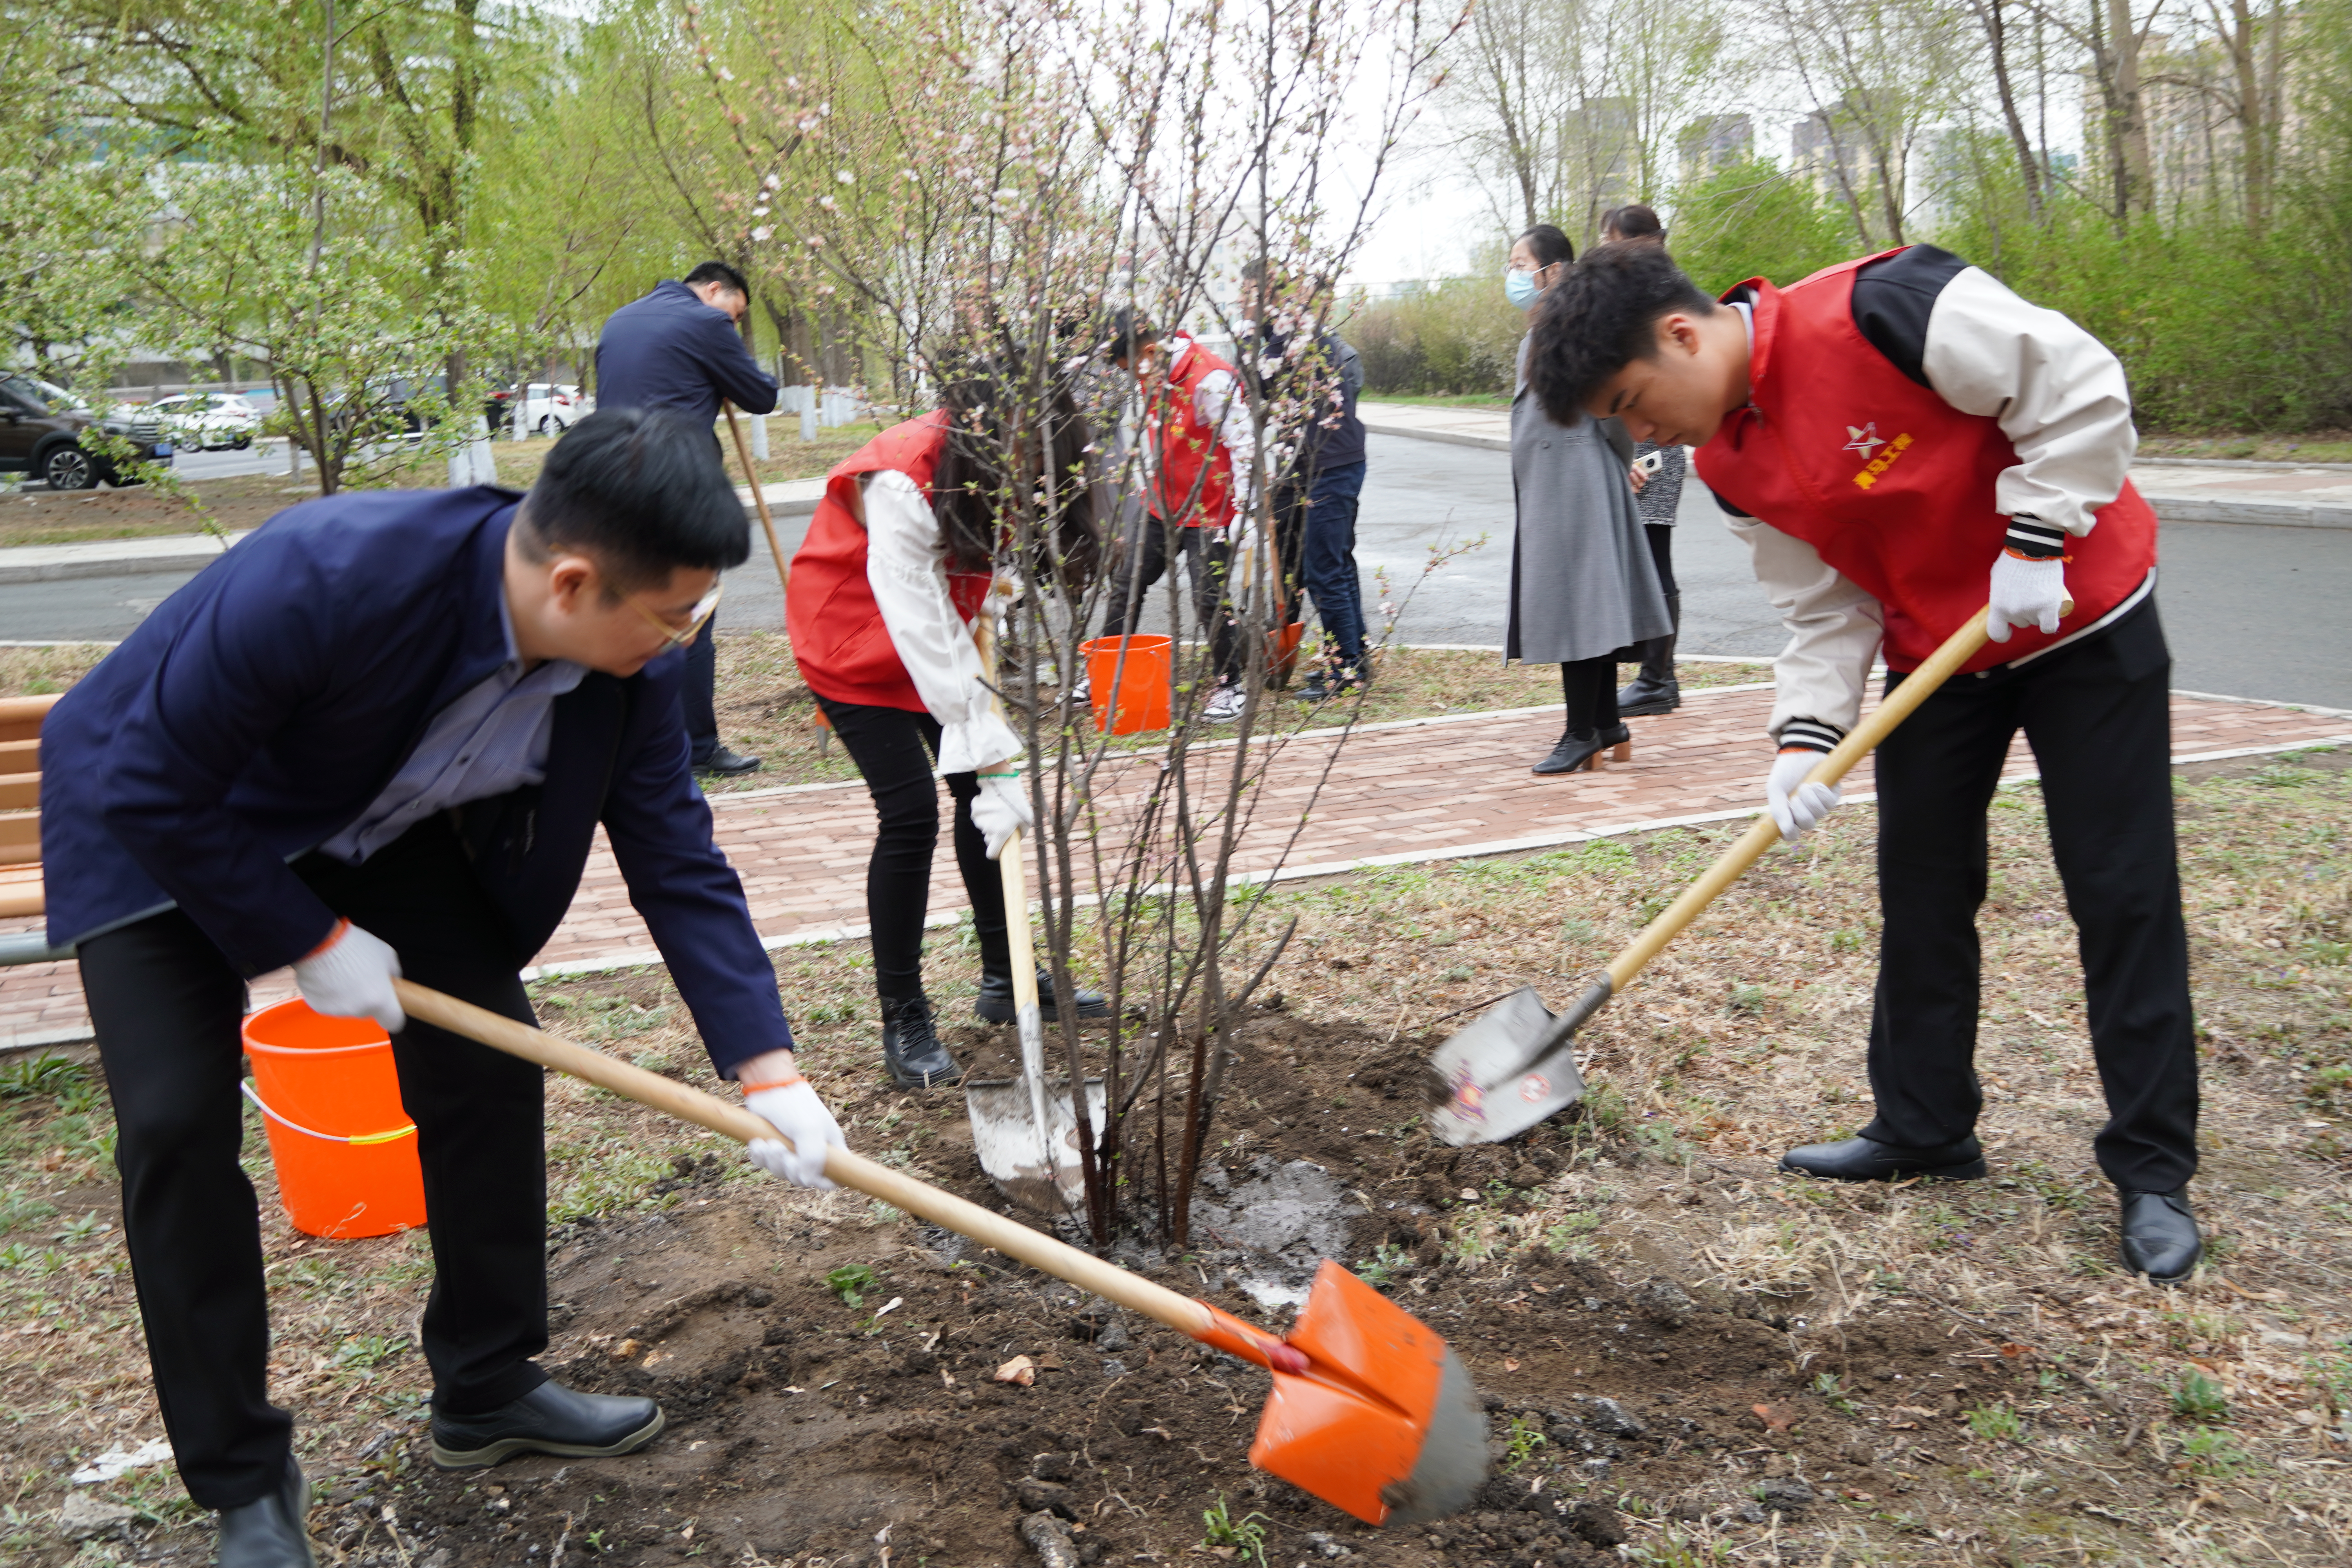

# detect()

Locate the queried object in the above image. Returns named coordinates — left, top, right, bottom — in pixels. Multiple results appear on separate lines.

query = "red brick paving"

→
left=6, top=686, right=2346, bottom=1048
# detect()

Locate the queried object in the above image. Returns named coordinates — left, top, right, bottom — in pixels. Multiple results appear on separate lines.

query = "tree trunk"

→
left=2105, top=0, right=2152, bottom=221
left=1976, top=0, right=2045, bottom=220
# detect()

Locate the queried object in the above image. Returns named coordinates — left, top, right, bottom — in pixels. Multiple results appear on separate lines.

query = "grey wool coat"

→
left=1505, top=335, right=1671, bottom=664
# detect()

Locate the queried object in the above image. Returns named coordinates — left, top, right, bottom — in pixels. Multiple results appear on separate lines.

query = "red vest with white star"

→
left=786, top=412, right=992, bottom=711
left=1150, top=338, right=1237, bottom=528
left=1692, top=250, right=2157, bottom=673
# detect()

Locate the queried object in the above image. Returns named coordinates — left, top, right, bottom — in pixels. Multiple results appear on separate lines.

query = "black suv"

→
left=0, top=374, right=174, bottom=489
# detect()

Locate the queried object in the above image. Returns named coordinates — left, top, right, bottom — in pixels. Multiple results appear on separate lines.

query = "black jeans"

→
left=1105, top=517, right=1239, bottom=684
left=684, top=612, right=720, bottom=764
left=1860, top=597, right=2198, bottom=1191
left=81, top=818, right=549, bottom=1512
left=817, top=698, right=1012, bottom=1001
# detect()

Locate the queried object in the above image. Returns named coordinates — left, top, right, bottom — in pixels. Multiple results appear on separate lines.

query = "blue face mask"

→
left=1504, top=267, right=1541, bottom=309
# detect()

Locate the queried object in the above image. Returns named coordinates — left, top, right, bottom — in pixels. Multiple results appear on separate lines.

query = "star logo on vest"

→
left=1842, top=422, right=1886, bottom=458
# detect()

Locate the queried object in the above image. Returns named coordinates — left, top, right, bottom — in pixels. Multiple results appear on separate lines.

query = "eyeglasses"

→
left=630, top=581, right=725, bottom=650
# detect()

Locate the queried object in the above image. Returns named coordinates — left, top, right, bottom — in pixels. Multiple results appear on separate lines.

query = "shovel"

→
left=391, top=978, right=1487, bottom=1526
left=1430, top=608, right=2002, bottom=1146
left=962, top=612, right=1103, bottom=1215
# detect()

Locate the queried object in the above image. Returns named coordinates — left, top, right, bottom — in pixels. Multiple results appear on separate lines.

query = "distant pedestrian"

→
left=595, top=260, right=782, bottom=777
left=1240, top=261, right=1372, bottom=702
left=1600, top=203, right=1684, bottom=717
left=1504, top=224, right=1670, bottom=775
left=1094, top=310, right=1259, bottom=723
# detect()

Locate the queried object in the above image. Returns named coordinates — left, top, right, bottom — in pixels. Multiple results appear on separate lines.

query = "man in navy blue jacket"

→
left=595, top=260, right=781, bottom=779
left=43, top=410, right=843, bottom=1568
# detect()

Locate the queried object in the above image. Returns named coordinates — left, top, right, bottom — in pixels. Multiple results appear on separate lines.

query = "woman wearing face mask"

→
left=1504, top=224, right=1671, bottom=774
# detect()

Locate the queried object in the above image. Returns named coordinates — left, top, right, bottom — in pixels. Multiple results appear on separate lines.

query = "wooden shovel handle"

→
left=970, top=615, right=1040, bottom=1017
left=390, top=980, right=1289, bottom=1363
left=722, top=402, right=791, bottom=602
left=1602, top=606, right=1998, bottom=990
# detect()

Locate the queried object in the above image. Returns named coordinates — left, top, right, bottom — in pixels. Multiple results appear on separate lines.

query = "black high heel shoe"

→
left=1532, top=729, right=1632, bottom=775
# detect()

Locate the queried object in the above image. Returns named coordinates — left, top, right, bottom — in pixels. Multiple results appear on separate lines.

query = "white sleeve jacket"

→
left=1727, top=246, right=2141, bottom=743
left=1193, top=363, right=1260, bottom=519
left=862, top=470, right=1022, bottom=776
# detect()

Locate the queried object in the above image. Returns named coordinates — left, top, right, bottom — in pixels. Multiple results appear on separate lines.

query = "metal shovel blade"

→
left=964, top=1073, right=1109, bottom=1215
left=1426, top=985, right=1586, bottom=1147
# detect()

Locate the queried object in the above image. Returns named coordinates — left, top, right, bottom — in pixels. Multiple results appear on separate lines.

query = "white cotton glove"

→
left=970, top=772, right=1033, bottom=860
left=1767, top=749, right=1843, bottom=842
left=1986, top=551, right=2069, bottom=642
left=292, top=919, right=405, bottom=1033
left=745, top=1080, right=846, bottom=1190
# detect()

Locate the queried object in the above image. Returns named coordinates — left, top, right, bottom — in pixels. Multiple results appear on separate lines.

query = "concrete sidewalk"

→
left=1356, top=401, right=2352, bottom=529
left=0, top=477, right=829, bottom=584
left=5, top=682, right=2345, bottom=1051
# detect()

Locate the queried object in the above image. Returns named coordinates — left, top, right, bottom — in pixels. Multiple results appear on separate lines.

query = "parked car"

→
left=146, top=392, right=262, bottom=451
left=0, top=374, right=173, bottom=490
left=490, top=382, right=592, bottom=435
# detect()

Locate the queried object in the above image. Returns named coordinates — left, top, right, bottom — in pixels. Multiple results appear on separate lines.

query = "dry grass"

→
left=2138, top=432, right=2352, bottom=464
left=0, top=645, right=113, bottom=697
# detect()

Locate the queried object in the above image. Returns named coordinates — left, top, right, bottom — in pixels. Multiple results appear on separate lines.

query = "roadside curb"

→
left=0, top=479, right=829, bottom=584
left=1358, top=405, right=2352, bottom=531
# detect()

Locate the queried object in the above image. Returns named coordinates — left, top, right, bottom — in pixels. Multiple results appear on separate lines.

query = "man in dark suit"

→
left=43, top=409, right=844, bottom=1568
left=595, top=260, right=782, bottom=777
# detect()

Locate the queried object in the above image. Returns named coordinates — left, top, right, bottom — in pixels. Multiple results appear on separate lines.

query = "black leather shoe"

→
left=882, top=995, right=961, bottom=1087
left=694, top=745, right=763, bottom=778
left=215, top=1454, right=315, bottom=1567
left=2118, top=1187, right=2201, bottom=1283
left=1533, top=731, right=1604, bottom=775
left=430, top=1381, right=664, bottom=1470
left=1616, top=673, right=1681, bottom=717
left=976, top=967, right=1111, bottom=1024
left=1779, top=1134, right=1987, bottom=1181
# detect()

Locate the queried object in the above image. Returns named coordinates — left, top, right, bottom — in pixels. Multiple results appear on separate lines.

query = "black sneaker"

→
left=976, top=967, right=1112, bottom=1024
left=882, top=995, right=961, bottom=1087
left=694, top=745, right=763, bottom=778
left=430, top=1381, right=664, bottom=1470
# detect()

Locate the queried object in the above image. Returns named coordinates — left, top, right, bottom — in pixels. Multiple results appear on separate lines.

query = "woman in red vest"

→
left=786, top=369, right=1108, bottom=1087
left=1523, top=242, right=2201, bottom=1284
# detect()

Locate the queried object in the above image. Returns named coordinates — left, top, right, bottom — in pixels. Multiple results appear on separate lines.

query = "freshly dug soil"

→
left=348, top=1020, right=2114, bottom=1568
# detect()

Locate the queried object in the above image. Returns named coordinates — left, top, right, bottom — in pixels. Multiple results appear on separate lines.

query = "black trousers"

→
left=1859, top=597, right=2198, bottom=1191
left=817, top=698, right=1012, bottom=1001
left=1644, top=523, right=1677, bottom=599
left=684, top=612, right=721, bottom=764
left=1105, top=518, right=1239, bottom=684
left=82, top=820, right=549, bottom=1511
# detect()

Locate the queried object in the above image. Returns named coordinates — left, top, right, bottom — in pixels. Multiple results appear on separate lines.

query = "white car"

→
left=516, top=383, right=592, bottom=434
left=146, top=393, right=262, bottom=451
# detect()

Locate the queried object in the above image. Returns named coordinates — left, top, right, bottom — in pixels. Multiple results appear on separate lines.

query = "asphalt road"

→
left=5, top=431, right=2349, bottom=710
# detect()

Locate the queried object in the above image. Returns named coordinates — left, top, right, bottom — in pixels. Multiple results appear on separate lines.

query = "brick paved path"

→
left=5, top=685, right=2346, bottom=1048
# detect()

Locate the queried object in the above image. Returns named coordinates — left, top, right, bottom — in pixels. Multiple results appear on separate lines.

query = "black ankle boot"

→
left=1618, top=593, right=1682, bottom=716
left=1533, top=730, right=1607, bottom=775
left=881, top=996, right=961, bottom=1088
left=976, top=967, right=1112, bottom=1024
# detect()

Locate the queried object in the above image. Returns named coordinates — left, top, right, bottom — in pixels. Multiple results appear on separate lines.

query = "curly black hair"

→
left=1524, top=240, right=1719, bottom=427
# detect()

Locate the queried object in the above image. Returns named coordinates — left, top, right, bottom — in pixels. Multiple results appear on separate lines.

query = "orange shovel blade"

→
left=1247, top=1262, right=1487, bottom=1526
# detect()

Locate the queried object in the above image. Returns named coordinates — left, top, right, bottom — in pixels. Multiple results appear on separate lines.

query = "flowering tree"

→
left=697, top=0, right=1462, bottom=1245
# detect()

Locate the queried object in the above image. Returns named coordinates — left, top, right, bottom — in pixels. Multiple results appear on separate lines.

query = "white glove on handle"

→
left=1767, top=749, right=1843, bottom=842
left=970, top=772, right=1033, bottom=860
left=292, top=919, right=405, bottom=1033
left=745, top=1079, right=845, bottom=1190
left=1986, top=551, right=2069, bottom=642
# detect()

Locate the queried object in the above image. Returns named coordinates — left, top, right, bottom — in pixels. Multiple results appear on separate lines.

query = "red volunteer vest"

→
left=785, top=413, right=992, bottom=711
left=1693, top=251, right=2157, bottom=673
left=1149, top=338, right=1237, bottom=528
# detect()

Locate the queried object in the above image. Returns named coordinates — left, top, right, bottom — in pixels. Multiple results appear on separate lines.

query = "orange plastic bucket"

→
left=241, top=999, right=425, bottom=1238
left=1081, top=635, right=1172, bottom=734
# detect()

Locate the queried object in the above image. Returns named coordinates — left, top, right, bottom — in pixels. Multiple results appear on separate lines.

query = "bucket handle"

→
left=240, top=1081, right=416, bottom=1146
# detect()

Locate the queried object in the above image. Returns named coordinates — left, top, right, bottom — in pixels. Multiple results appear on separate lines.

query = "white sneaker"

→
left=1063, top=678, right=1090, bottom=707
left=1203, top=683, right=1247, bottom=722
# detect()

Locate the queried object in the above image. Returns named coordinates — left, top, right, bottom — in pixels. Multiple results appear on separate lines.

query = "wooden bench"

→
left=0, top=695, right=57, bottom=920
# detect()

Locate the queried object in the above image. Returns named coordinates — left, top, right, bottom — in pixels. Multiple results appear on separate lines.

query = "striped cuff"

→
left=2004, top=514, right=2067, bottom=559
left=1777, top=718, right=1845, bottom=755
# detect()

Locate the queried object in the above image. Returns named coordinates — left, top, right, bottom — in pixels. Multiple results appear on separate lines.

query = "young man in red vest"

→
left=1096, top=312, right=1260, bottom=721
left=1524, top=242, right=2200, bottom=1284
